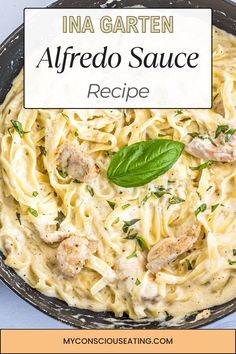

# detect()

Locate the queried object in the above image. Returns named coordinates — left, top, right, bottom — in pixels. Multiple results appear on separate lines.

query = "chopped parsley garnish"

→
left=39, top=145, right=47, bottom=156
left=233, top=249, right=236, bottom=256
left=228, top=259, right=236, bottom=265
left=180, top=117, right=191, bottom=122
left=10, top=120, right=29, bottom=138
left=55, top=211, right=66, bottom=230
left=73, top=179, right=82, bottom=184
left=57, top=169, right=68, bottom=178
left=206, top=185, right=213, bottom=191
left=174, top=109, right=183, bottom=116
left=32, top=191, right=38, bottom=197
left=105, top=151, right=116, bottom=156
left=107, top=200, right=116, bottom=210
left=127, top=249, right=138, bottom=259
left=122, top=219, right=140, bottom=233
left=125, top=230, right=138, bottom=240
left=225, top=129, right=236, bottom=142
left=195, top=203, right=207, bottom=216
left=152, top=186, right=171, bottom=198
left=87, top=185, right=94, bottom=196
left=16, top=212, right=21, bottom=225
left=136, top=236, right=148, bottom=251
left=185, top=259, right=193, bottom=270
left=188, top=132, right=201, bottom=138
left=190, top=160, right=214, bottom=171
left=135, top=278, right=141, bottom=286
left=61, top=112, right=69, bottom=120
left=211, top=204, right=219, bottom=212
left=196, top=191, right=202, bottom=200
left=122, top=204, right=130, bottom=210
left=28, top=207, right=38, bottom=217
left=168, top=196, right=185, bottom=205
left=215, top=125, right=229, bottom=138
left=141, top=193, right=151, bottom=205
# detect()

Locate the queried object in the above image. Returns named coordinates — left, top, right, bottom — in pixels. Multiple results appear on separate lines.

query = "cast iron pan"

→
left=0, top=0, right=236, bottom=329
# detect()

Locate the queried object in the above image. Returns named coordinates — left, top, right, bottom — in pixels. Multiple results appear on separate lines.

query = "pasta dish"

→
left=0, top=27, right=235, bottom=322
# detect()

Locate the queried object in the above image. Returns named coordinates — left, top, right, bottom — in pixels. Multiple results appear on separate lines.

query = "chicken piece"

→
left=115, top=252, right=145, bottom=292
left=57, top=142, right=99, bottom=182
left=33, top=219, right=76, bottom=244
left=57, top=236, right=97, bottom=277
left=186, top=137, right=236, bottom=162
left=147, top=224, right=201, bottom=273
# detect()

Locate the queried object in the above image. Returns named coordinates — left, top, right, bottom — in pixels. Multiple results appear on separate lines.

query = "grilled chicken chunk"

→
left=57, top=236, right=97, bottom=277
left=57, top=142, right=99, bottom=182
left=147, top=224, right=201, bottom=273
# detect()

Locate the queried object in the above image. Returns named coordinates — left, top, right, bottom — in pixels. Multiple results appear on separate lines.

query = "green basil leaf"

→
left=123, top=219, right=140, bottom=233
left=32, top=191, right=38, bottom=197
left=28, top=207, right=38, bottom=217
left=195, top=203, right=207, bottom=216
left=107, top=200, right=116, bottom=210
left=55, top=211, right=66, bottom=230
left=168, top=196, right=185, bottom=205
left=10, top=120, right=29, bottom=138
left=87, top=185, right=94, bottom=196
left=225, top=129, right=236, bottom=142
left=122, top=204, right=130, bottom=210
left=136, top=236, right=148, bottom=251
left=190, top=160, right=214, bottom=171
left=107, top=139, right=184, bottom=188
left=185, top=259, right=193, bottom=270
left=57, top=169, right=68, bottom=178
left=215, top=125, right=229, bottom=138
left=16, top=212, right=21, bottom=225
left=228, top=259, right=236, bottom=265
left=152, top=186, right=171, bottom=198
left=127, top=249, right=138, bottom=259
left=135, top=278, right=141, bottom=286
left=211, top=204, right=219, bottom=212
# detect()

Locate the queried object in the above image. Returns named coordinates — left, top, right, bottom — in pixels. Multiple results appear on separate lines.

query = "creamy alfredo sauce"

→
left=0, top=27, right=235, bottom=322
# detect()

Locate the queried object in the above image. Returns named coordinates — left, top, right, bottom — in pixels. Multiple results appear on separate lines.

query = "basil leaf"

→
left=127, top=249, right=137, bottom=259
left=32, top=191, right=38, bottom=197
left=190, top=160, right=214, bottom=171
left=211, top=204, right=219, bottom=212
left=107, top=139, right=184, bottom=188
left=136, top=236, right=148, bottom=251
left=16, top=212, right=21, bottom=225
left=57, top=169, right=68, bottom=178
left=87, top=185, right=94, bottom=196
left=180, top=117, right=191, bottom=122
left=135, top=278, right=141, bottom=286
left=195, top=203, right=207, bottom=216
left=185, top=259, right=193, bottom=270
left=73, top=179, right=82, bottom=184
left=174, top=109, right=183, bottom=116
left=168, top=196, right=185, bottom=205
left=188, top=132, right=200, bottom=138
left=55, top=211, right=66, bottom=230
left=228, top=259, right=236, bottom=265
left=10, top=120, right=29, bottom=138
left=225, top=129, right=236, bottom=142
left=122, top=204, right=130, bottom=210
left=215, top=125, right=229, bottom=138
left=107, top=200, right=116, bottom=210
left=28, top=207, right=38, bottom=217
left=152, top=186, right=171, bottom=198
left=141, top=193, right=151, bottom=205
left=123, top=219, right=140, bottom=233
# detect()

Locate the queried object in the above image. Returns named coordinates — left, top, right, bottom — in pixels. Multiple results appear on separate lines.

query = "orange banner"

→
left=0, top=329, right=235, bottom=354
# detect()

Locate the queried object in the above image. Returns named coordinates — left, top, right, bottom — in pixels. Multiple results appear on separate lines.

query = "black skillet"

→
left=0, top=0, right=236, bottom=329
